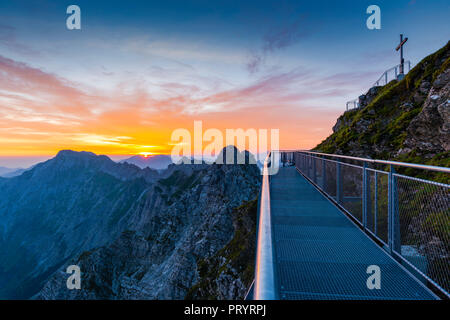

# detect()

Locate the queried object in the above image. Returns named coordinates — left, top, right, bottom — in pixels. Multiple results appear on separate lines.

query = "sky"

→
left=0, top=0, right=449, bottom=167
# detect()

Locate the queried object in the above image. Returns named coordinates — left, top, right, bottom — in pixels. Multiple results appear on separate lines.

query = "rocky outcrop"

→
left=358, top=86, right=383, bottom=109
left=403, top=68, right=450, bottom=156
left=333, top=87, right=382, bottom=133
left=313, top=42, right=450, bottom=293
left=0, top=151, right=159, bottom=299
left=185, top=199, right=257, bottom=300
left=30, top=148, right=260, bottom=300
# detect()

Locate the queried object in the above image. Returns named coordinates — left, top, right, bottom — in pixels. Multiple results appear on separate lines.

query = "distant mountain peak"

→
left=56, top=149, right=92, bottom=156
left=55, top=150, right=101, bottom=160
left=52, top=150, right=112, bottom=167
left=120, top=154, right=173, bottom=170
left=215, top=145, right=257, bottom=165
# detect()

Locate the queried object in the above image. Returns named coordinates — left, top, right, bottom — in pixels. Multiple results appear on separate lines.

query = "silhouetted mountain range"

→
left=0, top=166, right=28, bottom=178
left=0, top=166, right=14, bottom=176
left=120, top=154, right=173, bottom=170
left=0, top=147, right=260, bottom=299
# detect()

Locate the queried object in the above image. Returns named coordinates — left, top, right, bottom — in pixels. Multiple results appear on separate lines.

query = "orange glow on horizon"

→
left=0, top=117, right=334, bottom=158
left=0, top=103, right=337, bottom=157
left=0, top=53, right=340, bottom=159
left=138, top=152, right=156, bottom=158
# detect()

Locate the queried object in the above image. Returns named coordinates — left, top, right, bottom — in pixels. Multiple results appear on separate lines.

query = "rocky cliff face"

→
left=186, top=199, right=257, bottom=300
left=120, top=155, right=173, bottom=170
left=316, top=41, right=449, bottom=181
left=0, top=150, right=161, bottom=299
left=403, top=67, right=450, bottom=156
left=8, top=147, right=260, bottom=300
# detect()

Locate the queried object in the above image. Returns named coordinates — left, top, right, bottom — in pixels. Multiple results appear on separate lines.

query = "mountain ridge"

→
left=0, top=150, right=157, bottom=298
left=34, top=148, right=260, bottom=299
left=0, top=147, right=260, bottom=299
left=315, top=41, right=450, bottom=181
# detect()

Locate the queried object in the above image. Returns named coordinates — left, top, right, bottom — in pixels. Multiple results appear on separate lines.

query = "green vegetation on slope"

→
left=315, top=41, right=450, bottom=183
left=185, top=198, right=257, bottom=300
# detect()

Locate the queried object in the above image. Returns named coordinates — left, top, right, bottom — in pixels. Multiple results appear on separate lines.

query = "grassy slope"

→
left=315, top=41, right=450, bottom=183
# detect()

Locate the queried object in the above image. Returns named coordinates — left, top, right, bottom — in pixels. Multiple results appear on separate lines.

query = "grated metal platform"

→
left=270, top=167, right=437, bottom=300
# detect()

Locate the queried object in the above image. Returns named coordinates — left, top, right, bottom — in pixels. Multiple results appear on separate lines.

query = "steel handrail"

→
left=289, top=150, right=449, bottom=298
left=373, top=60, right=411, bottom=87
left=254, top=153, right=276, bottom=300
left=277, top=150, right=450, bottom=174
left=346, top=60, right=412, bottom=111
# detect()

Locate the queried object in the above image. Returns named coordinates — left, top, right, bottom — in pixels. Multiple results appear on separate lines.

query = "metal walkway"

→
left=269, top=166, right=436, bottom=300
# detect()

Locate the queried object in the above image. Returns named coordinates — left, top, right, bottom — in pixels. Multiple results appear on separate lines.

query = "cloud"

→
left=123, top=37, right=246, bottom=65
left=0, top=24, right=39, bottom=56
left=0, top=53, right=365, bottom=120
left=0, top=55, right=93, bottom=118
left=262, top=19, right=308, bottom=53
left=246, top=16, right=309, bottom=74
left=0, top=53, right=372, bottom=156
left=71, top=134, right=133, bottom=146
left=246, top=52, right=263, bottom=74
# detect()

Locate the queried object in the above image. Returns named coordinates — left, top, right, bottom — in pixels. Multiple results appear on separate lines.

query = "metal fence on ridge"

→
left=345, top=60, right=412, bottom=111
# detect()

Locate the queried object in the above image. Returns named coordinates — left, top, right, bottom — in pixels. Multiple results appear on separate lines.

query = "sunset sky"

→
left=0, top=0, right=449, bottom=167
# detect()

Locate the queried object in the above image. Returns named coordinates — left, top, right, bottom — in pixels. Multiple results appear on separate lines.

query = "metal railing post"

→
left=388, top=165, right=400, bottom=253
left=306, top=155, right=308, bottom=174
left=305, top=154, right=308, bottom=176
left=303, top=154, right=306, bottom=172
left=302, top=154, right=305, bottom=172
left=362, top=162, right=368, bottom=229
left=388, top=166, right=393, bottom=251
left=374, top=171, right=378, bottom=235
left=308, top=155, right=312, bottom=178
left=305, top=154, right=308, bottom=175
left=299, top=153, right=302, bottom=171
left=322, top=157, right=326, bottom=191
left=336, top=160, right=342, bottom=203
left=298, top=153, right=301, bottom=171
left=313, top=156, right=317, bottom=183
left=392, top=168, right=400, bottom=253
